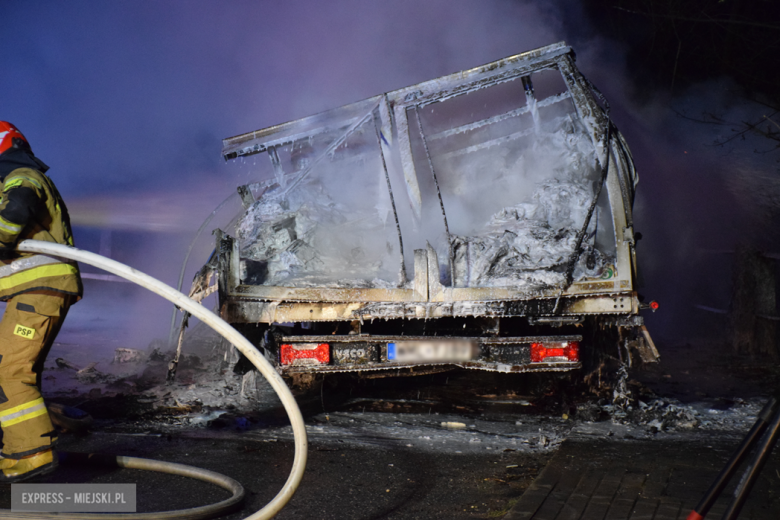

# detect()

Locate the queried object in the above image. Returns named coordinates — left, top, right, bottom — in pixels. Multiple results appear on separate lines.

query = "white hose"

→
left=16, top=240, right=308, bottom=520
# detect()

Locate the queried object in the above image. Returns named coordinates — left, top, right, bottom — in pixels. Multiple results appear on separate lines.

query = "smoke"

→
left=608, top=78, right=779, bottom=342
left=544, top=6, right=780, bottom=343
left=1, top=0, right=572, bottom=348
left=2, top=1, right=771, bottom=348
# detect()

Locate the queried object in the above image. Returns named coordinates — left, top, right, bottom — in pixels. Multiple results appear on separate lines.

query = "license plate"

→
left=387, top=341, right=476, bottom=362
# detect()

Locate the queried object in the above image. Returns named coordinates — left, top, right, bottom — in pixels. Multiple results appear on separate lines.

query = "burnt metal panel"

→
left=222, top=292, right=637, bottom=324
left=222, top=96, right=382, bottom=160
left=413, top=248, right=428, bottom=301
left=386, top=42, right=571, bottom=109
left=217, top=40, right=641, bottom=323
left=216, top=230, right=232, bottom=319
left=557, top=54, right=634, bottom=293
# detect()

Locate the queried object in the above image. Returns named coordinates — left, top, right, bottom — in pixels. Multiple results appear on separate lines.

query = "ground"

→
left=2, top=321, right=780, bottom=518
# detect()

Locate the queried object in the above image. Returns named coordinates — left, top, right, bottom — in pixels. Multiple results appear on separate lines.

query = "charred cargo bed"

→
left=208, top=41, right=658, bottom=378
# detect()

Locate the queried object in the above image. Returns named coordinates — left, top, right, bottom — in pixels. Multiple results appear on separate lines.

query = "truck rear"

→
left=210, top=42, right=658, bottom=383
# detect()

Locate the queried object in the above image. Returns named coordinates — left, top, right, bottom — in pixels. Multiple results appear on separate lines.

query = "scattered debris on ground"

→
left=40, top=329, right=780, bottom=466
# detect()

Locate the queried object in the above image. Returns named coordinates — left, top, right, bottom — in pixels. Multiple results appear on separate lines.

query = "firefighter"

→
left=0, top=122, right=82, bottom=482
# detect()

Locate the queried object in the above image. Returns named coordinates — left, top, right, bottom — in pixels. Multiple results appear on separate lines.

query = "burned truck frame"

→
left=212, top=42, right=657, bottom=381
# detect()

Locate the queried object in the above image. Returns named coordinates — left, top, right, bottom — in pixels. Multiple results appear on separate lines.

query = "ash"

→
left=236, top=111, right=615, bottom=292
left=573, top=396, right=766, bottom=441
left=448, top=115, right=613, bottom=289
left=43, top=335, right=771, bottom=455
left=237, top=178, right=401, bottom=289
left=451, top=181, right=609, bottom=288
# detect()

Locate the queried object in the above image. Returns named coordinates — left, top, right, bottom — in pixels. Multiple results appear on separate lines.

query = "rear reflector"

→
left=530, top=341, right=579, bottom=363
left=280, top=343, right=330, bottom=366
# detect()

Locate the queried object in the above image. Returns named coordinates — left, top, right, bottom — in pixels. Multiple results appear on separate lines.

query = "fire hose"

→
left=0, top=239, right=308, bottom=520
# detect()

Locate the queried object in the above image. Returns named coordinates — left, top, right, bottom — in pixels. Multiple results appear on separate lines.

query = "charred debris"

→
left=172, top=42, right=659, bottom=383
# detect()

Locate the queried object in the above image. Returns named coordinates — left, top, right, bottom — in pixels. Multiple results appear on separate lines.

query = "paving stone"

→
left=665, top=466, right=712, bottom=501
left=555, top=469, right=605, bottom=520
left=628, top=498, right=658, bottom=520
left=605, top=497, right=638, bottom=519
left=507, top=434, right=780, bottom=520
left=580, top=497, right=612, bottom=520
left=640, top=479, right=668, bottom=499
left=505, top=483, right=553, bottom=520
left=555, top=494, right=591, bottom=520
left=676, top=501, right=700, bottom=520
left=654, top=497, right=682, bottom=520
left=533, top=469, right=585, bottom=520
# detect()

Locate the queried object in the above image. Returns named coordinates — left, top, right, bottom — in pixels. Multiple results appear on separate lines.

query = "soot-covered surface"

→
left=27, top=328, right=780, bottom=518
left=234, top=91, right=615, bottom=292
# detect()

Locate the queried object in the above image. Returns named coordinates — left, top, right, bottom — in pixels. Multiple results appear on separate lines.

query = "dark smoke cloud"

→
left=1, top=1, right=772, bottom=348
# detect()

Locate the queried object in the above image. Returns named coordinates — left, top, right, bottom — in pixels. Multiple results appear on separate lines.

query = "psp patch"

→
left=13, top=324, right=35, bottom=340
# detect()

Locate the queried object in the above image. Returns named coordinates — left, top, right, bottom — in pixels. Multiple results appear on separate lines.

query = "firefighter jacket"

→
left=0, top=151, right=82, bottom=301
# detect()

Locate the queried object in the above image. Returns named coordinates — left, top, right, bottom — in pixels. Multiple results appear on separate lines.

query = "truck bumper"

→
left=275, top=334, right=582, bottom=375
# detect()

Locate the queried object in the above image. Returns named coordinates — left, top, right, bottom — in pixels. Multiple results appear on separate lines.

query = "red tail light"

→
left=280, top=343, right=330, bottom=366
left=530, top=341, right=579, bottom=362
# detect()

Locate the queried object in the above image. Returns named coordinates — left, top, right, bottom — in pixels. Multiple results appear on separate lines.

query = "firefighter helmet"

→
left=0, top=122, right=30, bottom=156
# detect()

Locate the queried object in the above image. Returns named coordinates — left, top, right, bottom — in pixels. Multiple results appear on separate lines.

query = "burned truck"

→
left=210, top=42, right=657, bottom=383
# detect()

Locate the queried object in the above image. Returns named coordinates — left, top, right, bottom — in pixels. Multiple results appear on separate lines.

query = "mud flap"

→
left=626, top=325, right=660, bottom=363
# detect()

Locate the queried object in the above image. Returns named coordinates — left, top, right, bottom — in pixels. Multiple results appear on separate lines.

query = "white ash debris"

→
left=448, top=115, right=614, bottom=289
left=593, top=397, right=765, bottom=434
left=611, top=365, right=632, bottom=410
left=43, top=328, right=280, bottom=416
left=145, top=369, right=281, bottom=414
left=113, top=348, right=145, bottom=364
left=237, top=180, right=399, bottom=289
left=574, top=365, right=767, bottom=435
left=452, top=183, right=608, bottom=288
left=608, top=399, right=699, bottom=432
left=239, top=410, right=571, bottom=454
left=145, top=339, right=281, bottom=413
left=233, top=110, right=616, bottom=291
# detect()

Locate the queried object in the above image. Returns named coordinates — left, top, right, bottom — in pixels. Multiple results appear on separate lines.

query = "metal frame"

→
left=218, top=41, right=640, bottom=324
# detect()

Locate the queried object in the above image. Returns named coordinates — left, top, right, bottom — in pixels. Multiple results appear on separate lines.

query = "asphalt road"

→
left=1, top=421, right=553, bottom=519
left=3, top=331, right=779, bottom=519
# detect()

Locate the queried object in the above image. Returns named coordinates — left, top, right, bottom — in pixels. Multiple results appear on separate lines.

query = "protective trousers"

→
left=0, top=291, right=71, bottom=458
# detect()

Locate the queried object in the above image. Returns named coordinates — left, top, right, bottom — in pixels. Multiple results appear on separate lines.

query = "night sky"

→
left=2, top=1, right=774, bottom=348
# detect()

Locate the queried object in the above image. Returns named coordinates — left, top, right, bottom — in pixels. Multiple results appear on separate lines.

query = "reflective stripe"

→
left=0, top=216, right=22, bottom=235
left=0, top=254, right=64, bottom=278
left=2, top=178, right=24, bottom=191
left=0, top=262, right=78, bottom=292
left=3, top=176, right=42, bottom=192
left=0, top=397, right=47, bottom=427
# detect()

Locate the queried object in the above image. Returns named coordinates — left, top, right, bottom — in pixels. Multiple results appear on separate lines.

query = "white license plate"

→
left=387, top=341, right=476, bottom=362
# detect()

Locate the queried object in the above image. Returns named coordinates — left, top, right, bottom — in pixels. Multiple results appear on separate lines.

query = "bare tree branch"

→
left=671, top=108, right=729, bottom=127
left=741, top=94, right=780, bottom=113
left=765, top=115, right=780, bottom=132
left=672, top=108, right=780, bottom=149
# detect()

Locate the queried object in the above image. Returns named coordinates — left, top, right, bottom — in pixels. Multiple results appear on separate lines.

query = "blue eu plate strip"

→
left=387, top=342, right=396, bottom=360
